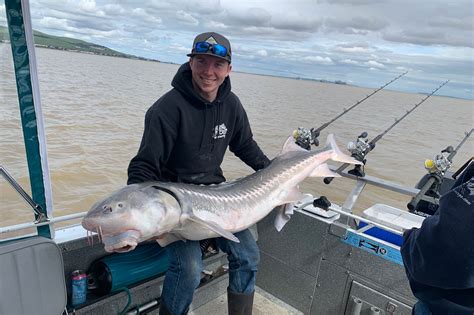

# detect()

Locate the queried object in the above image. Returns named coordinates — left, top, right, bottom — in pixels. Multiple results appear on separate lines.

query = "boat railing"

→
left=0, top=211, right=87, bottom=235
left=1, top=163, right=431, bottom=243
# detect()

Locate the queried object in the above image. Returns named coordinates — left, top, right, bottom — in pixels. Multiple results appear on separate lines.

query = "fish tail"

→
left=326, top=134, right=362, bottom=165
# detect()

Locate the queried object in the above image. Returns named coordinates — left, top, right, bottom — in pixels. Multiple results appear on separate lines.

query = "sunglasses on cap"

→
left=194, top=41, right=228, bottom=58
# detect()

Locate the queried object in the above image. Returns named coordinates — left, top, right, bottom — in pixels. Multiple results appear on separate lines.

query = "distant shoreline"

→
left=0, top=39, right=161, bottom=63
left=0, top=41, right=466, bottom=100
left=0, top=40, right=347, bottom=85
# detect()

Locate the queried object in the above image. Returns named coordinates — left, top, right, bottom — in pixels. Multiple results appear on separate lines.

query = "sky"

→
left=1, top=0, right=473, bottom=99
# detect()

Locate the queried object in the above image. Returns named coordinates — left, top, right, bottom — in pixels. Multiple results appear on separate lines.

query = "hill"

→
left=0, top=25, right=157, bottom=61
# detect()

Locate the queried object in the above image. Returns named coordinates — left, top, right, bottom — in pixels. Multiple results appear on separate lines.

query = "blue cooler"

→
left=359, top=204, right=425, bottom=247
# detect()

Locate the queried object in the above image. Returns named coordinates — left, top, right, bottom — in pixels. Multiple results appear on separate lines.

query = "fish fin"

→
left=326, top=134, right=362, bottom=165
left=155, top=233, right=184, bottom=247
left=309, top=163, right=341, bottom=177
left=280, top=136, right=309, bottom=155
left=274, top=203, right=294, bottom=231
left=188, top=215, right=240, bottom=243
left=280, top=186, right=306, bottom=203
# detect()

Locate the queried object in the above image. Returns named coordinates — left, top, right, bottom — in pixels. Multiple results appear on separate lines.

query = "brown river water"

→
left=1, top=44, right=472, bottom=237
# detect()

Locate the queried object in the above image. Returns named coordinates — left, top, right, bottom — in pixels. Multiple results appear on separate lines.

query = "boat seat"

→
left=0, top=236, right=67, bottom=315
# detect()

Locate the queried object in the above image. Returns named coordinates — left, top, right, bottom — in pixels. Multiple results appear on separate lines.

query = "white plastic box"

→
left=362, top=204, right=425, bottom=232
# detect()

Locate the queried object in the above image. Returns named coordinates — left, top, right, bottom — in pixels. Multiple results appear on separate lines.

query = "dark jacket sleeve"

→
left=228, top=99, right=270, bottom=171
left=401, top=162, right=474, bottom=289
left=127, top=105, right=177, bottom=184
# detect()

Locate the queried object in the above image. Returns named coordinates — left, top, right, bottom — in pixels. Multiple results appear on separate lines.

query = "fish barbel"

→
left=82, top=134, right=361, bottom=252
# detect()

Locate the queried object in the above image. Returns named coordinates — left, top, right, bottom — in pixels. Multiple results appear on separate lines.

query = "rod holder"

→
left=370, top=306, right=382, bottom=315
left=350, top=297, right=363, bottom=315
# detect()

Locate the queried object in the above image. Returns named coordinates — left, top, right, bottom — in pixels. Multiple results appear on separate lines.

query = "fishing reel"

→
left=406, top=146, right=454, bottom=213
left=424, top=146, right=453, bottom=175
left=347, top=132, right=371, bottom=161
left=346, top=132, right=373, bottom=177
left=293, top=127, right=320, bottom=150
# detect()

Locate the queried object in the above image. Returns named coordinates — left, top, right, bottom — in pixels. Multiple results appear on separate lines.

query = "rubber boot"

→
left=227, top=288, right=254, bottom=315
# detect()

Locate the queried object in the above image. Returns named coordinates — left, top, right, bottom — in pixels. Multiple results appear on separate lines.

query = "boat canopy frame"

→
left=4, top=0, right=53, bottom=238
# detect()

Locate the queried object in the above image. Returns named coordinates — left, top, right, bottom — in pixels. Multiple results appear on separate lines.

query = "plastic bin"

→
left=359, top=204, right=425, bottom=246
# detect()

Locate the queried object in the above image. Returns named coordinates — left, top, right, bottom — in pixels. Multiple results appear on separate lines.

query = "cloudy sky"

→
left=1, top=0, right=473, bottom=99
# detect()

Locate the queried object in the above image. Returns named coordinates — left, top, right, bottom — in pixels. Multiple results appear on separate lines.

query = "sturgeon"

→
left=82, top=134, right=361, bottom=252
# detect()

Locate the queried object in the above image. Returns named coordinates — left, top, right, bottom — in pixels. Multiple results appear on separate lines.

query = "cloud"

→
left=366, top=60, right=385, bottom=68
left=226, top=7, right=271, bottom=27
left=175, top=10, right=199, bottom=26
left=325, top=16, right=389, bottom=33
left=175, top=0, right=223, bottom=15
left=429, top=16, right=473, bottom=31
left=320, top=0, right=381, bottom=5
left=102, top=4, right=125, bottom=16
left=78, top=0, right=98, bottom=13
left=131, top=8, right=162, bottom=24
left=203, top=21, right=228, bottom=30
left=6, top=0, right=471, bottom=99
left=340, top=59, right=361, bottom=65
left=383, top=30, right=474, bottom=48
left=271, top=13, right=322, bottom=32
left=334, top=45, right=374, bottom=54
left=304, top=56, right=334, bottom=65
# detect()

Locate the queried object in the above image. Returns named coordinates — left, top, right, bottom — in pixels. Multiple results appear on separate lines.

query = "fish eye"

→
left=117, top=203, right=123, bottom=208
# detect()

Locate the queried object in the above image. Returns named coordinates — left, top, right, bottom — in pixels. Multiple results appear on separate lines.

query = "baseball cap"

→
left=187, top=32, right=232, bottom=63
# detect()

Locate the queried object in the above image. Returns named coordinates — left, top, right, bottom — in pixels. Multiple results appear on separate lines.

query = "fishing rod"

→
left=294, top=71, right=408, bottom=149
left=406, top=128, right=473, bottom=212
left=323, top=79, right=450, bottom=184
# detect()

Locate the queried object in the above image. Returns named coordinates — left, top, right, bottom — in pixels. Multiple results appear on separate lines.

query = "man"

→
left=127, top=32, right=270, bottom=315
left=401, top=160, right=474, bottom=315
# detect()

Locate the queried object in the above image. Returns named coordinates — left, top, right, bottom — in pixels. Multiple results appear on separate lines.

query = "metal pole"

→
left=0, top=165, right=44, bottom=219
left=5, top=0, right=53, bottom=237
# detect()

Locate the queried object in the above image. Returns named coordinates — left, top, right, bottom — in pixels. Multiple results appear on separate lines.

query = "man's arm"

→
left=229, top=104, right=270, bottom=171
left=127, top=106, right=177, bottom=184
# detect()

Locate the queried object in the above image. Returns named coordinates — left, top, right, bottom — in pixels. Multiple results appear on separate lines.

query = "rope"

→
left=117, top=287, right=132, bottom=315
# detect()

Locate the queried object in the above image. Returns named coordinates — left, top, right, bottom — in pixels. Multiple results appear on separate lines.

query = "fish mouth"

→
left=101, top=230, right=141, bottom=253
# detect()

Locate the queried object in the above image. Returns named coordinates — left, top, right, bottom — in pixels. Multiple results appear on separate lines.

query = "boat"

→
left=1, top=1, right=471, bottom=314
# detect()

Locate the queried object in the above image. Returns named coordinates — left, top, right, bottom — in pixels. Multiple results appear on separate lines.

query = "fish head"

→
left=82, top=183, right=181, bottom=252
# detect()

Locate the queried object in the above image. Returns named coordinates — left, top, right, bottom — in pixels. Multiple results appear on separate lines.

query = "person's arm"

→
left=401, top=163, right=474, bottom=289
left=229, top=101, right=270, bottom=171
left=127, top=106, right=177, bottom=184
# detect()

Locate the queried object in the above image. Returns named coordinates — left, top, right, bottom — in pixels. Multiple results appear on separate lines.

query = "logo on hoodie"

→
left=453, top=178, right=473, bottom=206
left=213, top=123, right=227, bottom=139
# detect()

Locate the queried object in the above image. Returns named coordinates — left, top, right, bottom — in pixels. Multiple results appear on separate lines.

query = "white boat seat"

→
left=0, top=236, right=67, bottom=315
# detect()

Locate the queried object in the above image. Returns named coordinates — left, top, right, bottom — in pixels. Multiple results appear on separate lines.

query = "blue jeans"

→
left=161, top=229, right=260, bottom=315
left=413, top=301, right=433, bottom=315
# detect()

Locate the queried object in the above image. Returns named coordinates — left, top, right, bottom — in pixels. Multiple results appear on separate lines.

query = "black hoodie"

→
left=127, top=62, right=270, bottom=185
left=401, top=161, right=474, bottom=314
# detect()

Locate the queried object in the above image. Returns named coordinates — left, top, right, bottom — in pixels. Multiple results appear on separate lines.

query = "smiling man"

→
left=127, top=32, right=270, bottom=315
left=188, top=37, right=232, bottom=102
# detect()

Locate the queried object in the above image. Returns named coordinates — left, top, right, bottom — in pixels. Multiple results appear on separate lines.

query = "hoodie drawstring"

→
left=199, top=103, right=208, bottom=150
left=199, top=101, right=221, bottom=152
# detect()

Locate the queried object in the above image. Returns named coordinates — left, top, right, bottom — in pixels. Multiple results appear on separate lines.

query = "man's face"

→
left=189, top=55, right=232, bottom=102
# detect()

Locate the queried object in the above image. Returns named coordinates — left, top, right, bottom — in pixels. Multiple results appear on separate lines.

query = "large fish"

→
left=82, top=134, right=361, bottom=252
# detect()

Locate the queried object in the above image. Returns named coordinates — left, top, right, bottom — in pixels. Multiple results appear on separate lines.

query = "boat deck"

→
left=189, top=286, right=302, bottom=315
